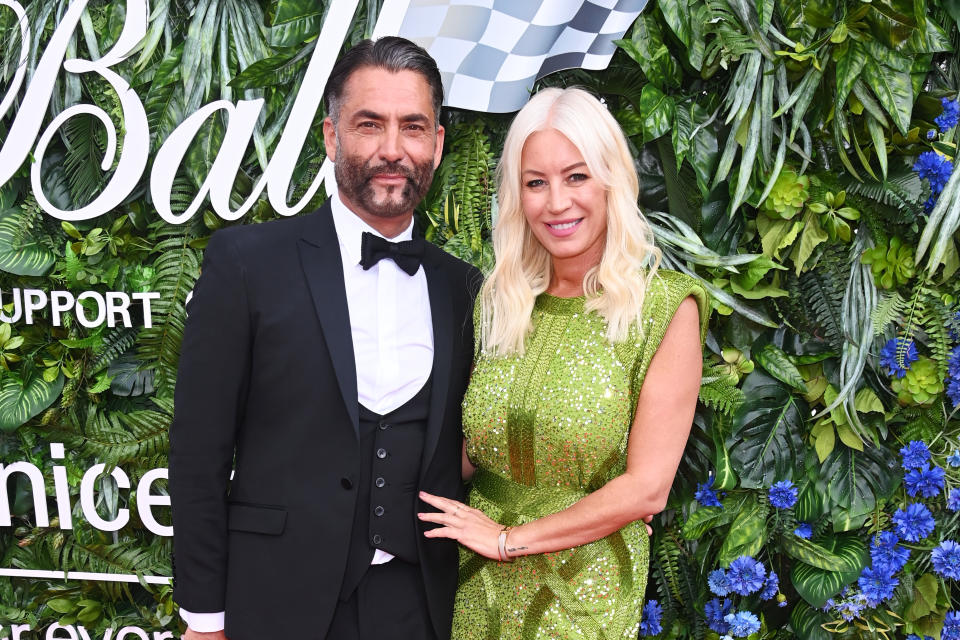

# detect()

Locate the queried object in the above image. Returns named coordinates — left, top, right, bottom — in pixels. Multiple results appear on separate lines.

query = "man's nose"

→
left=378, top=127, right=404, bottom=163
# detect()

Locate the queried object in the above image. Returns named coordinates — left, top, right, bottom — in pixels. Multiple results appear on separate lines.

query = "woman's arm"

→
left=420, top=296, right=703, bottom=560
left=462, top=439, right=477, bottom=482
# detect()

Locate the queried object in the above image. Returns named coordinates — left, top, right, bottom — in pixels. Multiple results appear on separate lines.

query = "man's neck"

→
left=338, top=191, right=414, bottom=239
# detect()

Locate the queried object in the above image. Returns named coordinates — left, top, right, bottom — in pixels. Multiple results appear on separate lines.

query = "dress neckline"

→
left=535, top=292, right=586, bottom=315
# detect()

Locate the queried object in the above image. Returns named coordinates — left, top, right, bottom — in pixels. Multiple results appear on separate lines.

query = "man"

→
left=169, top=37, right=482, bottom=640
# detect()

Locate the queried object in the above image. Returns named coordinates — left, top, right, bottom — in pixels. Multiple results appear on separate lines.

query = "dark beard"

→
left=334, top=145, right=435, bottom=218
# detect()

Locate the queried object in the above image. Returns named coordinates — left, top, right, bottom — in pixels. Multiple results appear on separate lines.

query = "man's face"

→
left=323, top=67, right=444, bottom=224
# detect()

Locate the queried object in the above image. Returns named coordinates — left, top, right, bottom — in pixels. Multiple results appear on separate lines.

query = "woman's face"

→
left=520, top=128, right=607, bottom=274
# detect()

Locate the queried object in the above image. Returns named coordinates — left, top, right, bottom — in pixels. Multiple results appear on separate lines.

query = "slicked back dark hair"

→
left=323, top=36, right=444, bottom=128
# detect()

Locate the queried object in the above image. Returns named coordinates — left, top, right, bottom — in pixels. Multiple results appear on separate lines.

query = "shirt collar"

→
left=330, top=191, right=414, bottom=266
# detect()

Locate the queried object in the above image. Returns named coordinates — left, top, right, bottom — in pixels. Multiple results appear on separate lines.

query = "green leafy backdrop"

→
left=0, top=0, right=959, bottom=637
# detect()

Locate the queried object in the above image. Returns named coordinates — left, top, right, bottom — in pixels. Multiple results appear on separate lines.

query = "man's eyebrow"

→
left=401, top=113, right=430, bottom=124
left=352, top=109, right=385, bottom=121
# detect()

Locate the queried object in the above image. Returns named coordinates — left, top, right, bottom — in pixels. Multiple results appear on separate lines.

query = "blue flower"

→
left=640, top=599, right=663, bottom=636
left=704, top=598, right=732, bottom=633
left=949, top=449, right=960, bottom=468
left=881, top=338, right=919, bottom=379
left=857, top=565, right=899, bottom=606
left=949, top=488, right=960, bottom=511
left=892, top=502, right=936, bottom=542
left=794, top=522, right=812, bottom=539
left=723, top=611, right=761, bottom=637
left=949, top=346, right=960, bottom=379
left=944, top=610, right=960, bottom=640
left=759, top=570, right=778, bottom=600
left=927, top=129, right=937, bottom=140
left=696, top=475, right=723, bottom=508
left=726, top=556, right=766, bottom=596
left=870, top=531, right=910, bottom=574
left=913, top=151, right=954, bottom=196
left=900, top=440, right=931, bottom=470
left=768, top=480, right=798, bottom=509
left=936, top=97, right=960, bottom=132
left=836, top=597, right=866, bottom=621
left=907, top=635, right=934, bottom=640
left=708, top=568, right=730, bottom=596
left=904, top=464, right=946, bottom=498
left=932, top=540, right=960, bottom=580
left=948, top=377, right=960, bottom=408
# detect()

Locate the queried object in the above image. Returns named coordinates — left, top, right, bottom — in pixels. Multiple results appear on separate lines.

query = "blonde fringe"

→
left=480, top=87, right=661, bottom=356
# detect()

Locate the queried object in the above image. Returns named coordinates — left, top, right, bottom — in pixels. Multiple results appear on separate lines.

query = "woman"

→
left=419, top=87, right=710, bottom=639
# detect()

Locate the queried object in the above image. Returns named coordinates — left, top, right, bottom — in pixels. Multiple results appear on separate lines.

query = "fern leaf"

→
left=872, top=292, right=907, bottom=336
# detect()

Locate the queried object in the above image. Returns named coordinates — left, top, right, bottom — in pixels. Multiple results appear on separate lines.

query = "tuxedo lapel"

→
left=421, top=253, right=453, bottom=480
left=297, top=203, right=360, bottom=437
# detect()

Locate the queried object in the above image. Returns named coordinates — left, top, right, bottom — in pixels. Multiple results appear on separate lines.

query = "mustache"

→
left=363, top=162, right=417, bottom=181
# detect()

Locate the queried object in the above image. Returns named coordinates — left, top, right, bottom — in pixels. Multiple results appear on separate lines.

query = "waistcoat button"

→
left=376, top=448, right=387, bottom=459
left=374, top=505, right=385, bottom=516
left=375, top=477, right=386, bottom=488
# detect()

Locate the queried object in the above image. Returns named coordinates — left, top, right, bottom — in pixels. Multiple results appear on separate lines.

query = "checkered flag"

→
left=388, top=0, right=650, bottom=113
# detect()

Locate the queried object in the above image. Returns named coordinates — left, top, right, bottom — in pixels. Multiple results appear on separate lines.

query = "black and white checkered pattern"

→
left=395, top=0, right=649, bottom=113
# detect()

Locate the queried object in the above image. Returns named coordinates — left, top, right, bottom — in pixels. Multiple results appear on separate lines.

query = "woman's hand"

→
left=418, top=492, right=503, bottom=560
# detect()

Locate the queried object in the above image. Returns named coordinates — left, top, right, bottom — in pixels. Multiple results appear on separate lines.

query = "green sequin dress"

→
left=453, top=270, right=709, bottom=640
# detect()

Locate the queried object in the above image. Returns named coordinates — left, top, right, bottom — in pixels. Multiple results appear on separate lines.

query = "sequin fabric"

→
left=453, top=270, right=709, bottom=640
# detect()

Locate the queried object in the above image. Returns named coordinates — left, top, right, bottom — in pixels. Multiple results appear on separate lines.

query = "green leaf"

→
left=229, top=43, right=315, bottom=90
left=46, top=598, right=76, bottom=614
left=781, top=533, right=860, bottom=571
left=0, top=373, right=64, bottom=432
left=615, top=15, right=681, bottom=90
left=907, top=573, right=940, bottom=621
left=719, top=497, right=768, bottom=564
left=681, top=506, right=730, bottom=539
left=790, top=534, right=868, bottom=607
left=789, top=601, right=832, bottom=640
left=639, top=84, right=675, bottom=143
left=863, top=0, right=919, bottom=48
left=795, top=479, right=827, bottom=522
left=822, top=443, right=900, bottom=531
left=712, top=415, right=738, bottom=490
left=862, top=58, right=914, bottom=135
left=791, top=212, right=829, bottom=275
left=755, top=343, right=807, bottom=391
left=658, top=0, right=691, bottom=49
left=811, top=418, right=836, bottom=463
left=728, top=371, right=807, bottom=489
left=0, top=207, right=55, bottom=276
left=268, top=0, right=324, bottom=47
left=757, top=217, right=803, bottom=259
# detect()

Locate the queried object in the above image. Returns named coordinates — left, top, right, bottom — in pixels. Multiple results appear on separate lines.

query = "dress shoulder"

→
left=644, top=268, right=711, bottom=347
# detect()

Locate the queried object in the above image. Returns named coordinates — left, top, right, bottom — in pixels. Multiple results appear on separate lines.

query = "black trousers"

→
left=327, top=559, right=437, bottom=640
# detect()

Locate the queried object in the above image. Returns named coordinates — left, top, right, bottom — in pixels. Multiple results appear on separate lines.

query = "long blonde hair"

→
left=480, top=87, right=661, bottom=355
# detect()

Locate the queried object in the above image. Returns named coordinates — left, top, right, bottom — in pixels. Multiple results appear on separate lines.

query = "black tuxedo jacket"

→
left=169, top=200, right=482, bottom=639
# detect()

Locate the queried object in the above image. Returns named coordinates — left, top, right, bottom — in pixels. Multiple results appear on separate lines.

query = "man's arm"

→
left=169, top=230, right=252, bottom=624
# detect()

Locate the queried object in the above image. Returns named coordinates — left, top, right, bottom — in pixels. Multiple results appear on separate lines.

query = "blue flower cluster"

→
left=907, top=634, right=935, bottom=640
left=870, top=531, right=910, bottom=574
left=695, top=475, right=723, bottom=508
left=949, top=488, right=960, bottom=512
left=904, top=464, right=945, bottom=498
left=705, top=556, right=777, bottom=635
left=932, top=540, right=960, bottom=580
left=768, top=480, right=797, bottom=509
left=900, top=440, right=931, bottom=470
left=858, top=565, right=899, bottom=607
left=948, top=344, right=960, bottom=407
left=949, top=449, right=960, bottom=467
left=820, top=588, right=867, bottom=622
left=880, top=338, right=919, bottom=379
left=913, top=150, right=955, bottom=211
left=935, top=97, right=960, bottom=132
left=945, top=611, right=960, bottom=640
left=640, top=599, right=662, bottom=636
left=893, top=502, right=936, bottom=541
left=794, top=522, right=812, bottom=539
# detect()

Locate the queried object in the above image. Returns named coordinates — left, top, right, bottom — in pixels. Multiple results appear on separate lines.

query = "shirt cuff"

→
left=180, top=608, right=225, bottom=632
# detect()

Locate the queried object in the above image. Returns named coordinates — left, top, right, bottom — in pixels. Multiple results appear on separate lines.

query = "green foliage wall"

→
left=0, top=0, right=959, bottom=637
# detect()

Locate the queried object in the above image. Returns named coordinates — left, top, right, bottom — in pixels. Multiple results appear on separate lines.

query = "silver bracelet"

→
left=498, top=526, right=514, bottom=562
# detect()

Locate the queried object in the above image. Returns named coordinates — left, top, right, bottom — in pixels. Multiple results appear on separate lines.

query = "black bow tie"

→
left=359, top=231, right=425, bottom=276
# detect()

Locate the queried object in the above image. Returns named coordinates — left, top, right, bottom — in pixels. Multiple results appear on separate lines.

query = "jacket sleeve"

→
left=169, top=229, right=252, bottom=612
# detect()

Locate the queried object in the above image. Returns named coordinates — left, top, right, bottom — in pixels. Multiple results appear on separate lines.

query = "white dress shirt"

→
left=180, top=193, right=434, bottom=631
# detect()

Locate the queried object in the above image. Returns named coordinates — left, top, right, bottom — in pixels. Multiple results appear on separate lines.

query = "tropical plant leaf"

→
left=790, top=534, right=868, bottom=607
left=719, top=496, right=768, bottom=564
left=822, top=443, right=900, bottom=531
left=0, top=206, right=55, bottom=276
left=0, top=373, right=64, bottom=432
left=727, top=371, right=808, bottom=489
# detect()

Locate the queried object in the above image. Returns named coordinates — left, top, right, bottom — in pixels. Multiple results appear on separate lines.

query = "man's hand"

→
left=183, top=629, right=228, bottom=640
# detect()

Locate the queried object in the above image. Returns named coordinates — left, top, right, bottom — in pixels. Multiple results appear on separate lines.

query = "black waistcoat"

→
left=339, top=377, right=432, bottom=599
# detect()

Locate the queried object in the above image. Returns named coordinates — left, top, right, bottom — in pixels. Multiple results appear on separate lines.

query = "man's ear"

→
left=433, top=124, right=445, bottom=169
left=323, top=117, right=337, bottom=162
